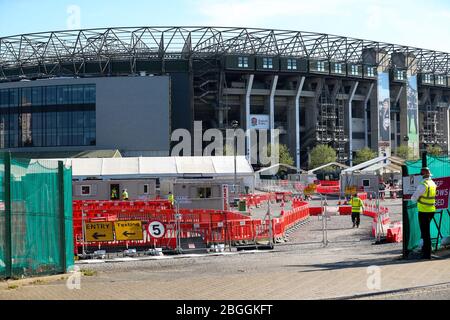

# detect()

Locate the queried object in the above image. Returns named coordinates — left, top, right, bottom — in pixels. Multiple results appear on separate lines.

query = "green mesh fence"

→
left=405, top=155, right=450, bottom=252
left=0, top=153, right=73, bottom=279
left=0, top=156, right=5, bottom=278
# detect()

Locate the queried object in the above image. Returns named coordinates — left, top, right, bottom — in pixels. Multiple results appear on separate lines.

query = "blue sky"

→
left=1, top=0, right=450, bottom=52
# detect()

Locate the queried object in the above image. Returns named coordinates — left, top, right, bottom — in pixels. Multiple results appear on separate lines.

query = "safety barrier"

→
left=316, top=185, right=340, bottom=194
left=319, top=180, right=340, bottom=187
left=72, top=199, right=309, bottom=254
left=239, top=192, right=292, bottom=209
left=386, top=222, right=403, bottom=243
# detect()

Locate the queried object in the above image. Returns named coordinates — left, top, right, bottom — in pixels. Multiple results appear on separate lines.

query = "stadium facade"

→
left=0, top=27, right=449, bottom=168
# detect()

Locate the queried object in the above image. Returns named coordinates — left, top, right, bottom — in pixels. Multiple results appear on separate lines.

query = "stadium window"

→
left=424, top=74, right=432, bottom=83
left=32, top=87, right=42, bottom=106
left=436, top=76, right=445, bottom=85
left=45, top=86, right=57, bottom=105
left=317, top=61, right=325, bottom=72
left=84, top=85, right=95, bottom=103
left=287, top=59, right=297, bottom=70
left=72, top=85, right=84, bottom=104
left=143, top=184, right=149, bottom=195
left=0, top=90, right=9, bottom=108
left=21, top=88, right=32, bottom=107
left=362, top=179, right=370, bottom=187
left=263, top=58, right=273, bottom=69
left=396, top=70, right=405, bottom=81
left=238, top=56, right=249, bottom=68
left=334, top=63, right=342, bottom=74
left=366, top=67, right=375, bottom=77
left=351, top=65, right=359, bottom=76
left=9, top=88, right=19, bottom=107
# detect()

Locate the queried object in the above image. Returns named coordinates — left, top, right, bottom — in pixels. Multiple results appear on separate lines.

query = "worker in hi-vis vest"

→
left=411, top=167, right=437, bottom=260
left=122, top=189, right=129, bottom=201
left=349, top=193, right=364, bottom=229
left=168, top=192, right=175, bottom=208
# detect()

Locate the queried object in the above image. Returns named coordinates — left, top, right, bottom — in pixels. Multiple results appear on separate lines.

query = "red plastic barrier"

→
left=319, top=180, right=340, bottom=187
left=386, top=223, right=403, bottom=243
left=316, top=185, right=340, bottom=194
left=339, top=206, right=352, bottom=216
left=73, top=199, right=312, bottom=254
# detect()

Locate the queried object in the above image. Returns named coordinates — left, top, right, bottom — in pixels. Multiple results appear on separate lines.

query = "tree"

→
left=309, top=145, right=337, bottom=169
left=263, top=143, right=295, bottom=166
left=427, top=145, right=443, bottom=156
left=354, top=147, right=377, bottom=165
left=395, top=145, right=416, bottom=160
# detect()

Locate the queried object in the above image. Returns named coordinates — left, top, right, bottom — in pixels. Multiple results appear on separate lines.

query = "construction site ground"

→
left=1, top=197, right=450, bottom=300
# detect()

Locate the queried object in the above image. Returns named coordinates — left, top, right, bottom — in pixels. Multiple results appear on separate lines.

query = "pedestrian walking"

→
left=349, top=193, right=364, bottom=228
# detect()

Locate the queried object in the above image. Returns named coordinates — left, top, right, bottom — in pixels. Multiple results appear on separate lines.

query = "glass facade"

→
left=0, top=84, right=96, bottom=148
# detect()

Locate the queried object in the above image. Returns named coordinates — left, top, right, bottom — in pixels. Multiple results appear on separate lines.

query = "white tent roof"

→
left=44, top=156, right=254, bottom=178
left=342, top=156, right=404, bottom=174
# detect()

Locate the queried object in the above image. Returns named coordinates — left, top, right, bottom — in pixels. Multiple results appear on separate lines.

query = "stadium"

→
left=0, top=26, right=449, bottom=169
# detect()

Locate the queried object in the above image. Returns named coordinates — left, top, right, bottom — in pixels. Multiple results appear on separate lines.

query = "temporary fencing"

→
left=73, top=199, right=310, bottom=254
left=0, top=154, right=73, bottom=280
left=404, top=155, right=450, bottom=256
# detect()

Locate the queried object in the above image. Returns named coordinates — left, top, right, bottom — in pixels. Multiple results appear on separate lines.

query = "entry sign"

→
left=85, top=222, right=114, bottom=242
left=148, top=221, right=166, bottom=239
left=114, top=221, right=143, bottom=241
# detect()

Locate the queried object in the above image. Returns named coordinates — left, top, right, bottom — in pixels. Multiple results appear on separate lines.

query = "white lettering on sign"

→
left=222, top=185, right=229, bottom=211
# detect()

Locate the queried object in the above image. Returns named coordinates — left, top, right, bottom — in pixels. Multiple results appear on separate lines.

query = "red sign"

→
left=222, top=185, right=229, bottom=211
left=404, top=176, right=450, bottom=210
left=435, top=177, right=450, bottom=210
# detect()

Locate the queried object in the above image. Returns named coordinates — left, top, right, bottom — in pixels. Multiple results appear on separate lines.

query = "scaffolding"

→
left=316, top=86, right=348, bottom=163
left=421, top=103, right=445, bottom=146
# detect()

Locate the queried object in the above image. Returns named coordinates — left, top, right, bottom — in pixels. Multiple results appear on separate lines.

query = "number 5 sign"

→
left=147, top=221, right=166, bottom=239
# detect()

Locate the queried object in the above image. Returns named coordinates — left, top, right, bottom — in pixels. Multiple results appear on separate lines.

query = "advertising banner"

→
left=406, top=75, right=420, bottom=159
left=377, top=72, right=391, bottom=156
left=249, top=114, right=270, bottom=130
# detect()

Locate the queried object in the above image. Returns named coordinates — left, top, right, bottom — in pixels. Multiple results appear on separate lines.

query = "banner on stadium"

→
left=406, top=75, right=420, bottom=159
left=249, top=114, right=270, bottom=130
left=377, top=72, right=391, bottom=157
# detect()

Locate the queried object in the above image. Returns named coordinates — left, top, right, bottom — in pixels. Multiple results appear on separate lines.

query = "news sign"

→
left=435, top=177, right=450, bottom=210
left=403, top=176, right=450, bottom=210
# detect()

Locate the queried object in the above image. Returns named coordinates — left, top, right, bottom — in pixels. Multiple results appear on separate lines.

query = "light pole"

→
left=232, top=120, right=239, bottom=205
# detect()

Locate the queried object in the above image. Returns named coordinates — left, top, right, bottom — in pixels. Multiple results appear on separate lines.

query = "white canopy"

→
left=40, top=156, right=254, bottom=179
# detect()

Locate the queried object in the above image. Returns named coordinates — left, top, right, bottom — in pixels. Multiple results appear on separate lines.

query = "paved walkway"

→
left=1, top=198, right=448, bottom=300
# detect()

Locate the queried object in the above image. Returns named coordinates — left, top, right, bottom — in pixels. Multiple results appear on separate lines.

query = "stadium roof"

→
left=1, top=26, right=450, bottom=78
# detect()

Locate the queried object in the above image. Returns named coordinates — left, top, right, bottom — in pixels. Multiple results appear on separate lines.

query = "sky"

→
left=1, top=0, right=450, bottom=52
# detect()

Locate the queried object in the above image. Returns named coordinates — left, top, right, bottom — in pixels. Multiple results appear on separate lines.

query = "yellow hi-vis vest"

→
left=168, top=194, right=174, bottom=205
left=350, top=197, right=363, bottom=213
left=417, top=180, right=437, bottom=213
